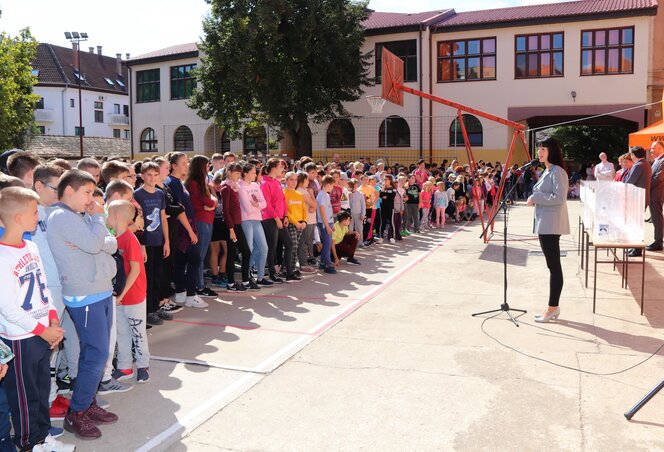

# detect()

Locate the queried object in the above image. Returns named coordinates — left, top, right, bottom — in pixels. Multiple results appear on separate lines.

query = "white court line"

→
left=136, top=372, right=261, bottom=452
left=141, top=226, right=464, bottom=450
left=150, top=355, right=269, bottom=375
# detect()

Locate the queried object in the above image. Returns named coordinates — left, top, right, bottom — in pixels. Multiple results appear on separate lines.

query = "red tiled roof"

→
left=363, top=10, right=454, bottom=30
left=437, top=0, right=658, bottom=29
left=32, top=43, right=128, bottom=94
left=129, top=43, right=199, bottom=63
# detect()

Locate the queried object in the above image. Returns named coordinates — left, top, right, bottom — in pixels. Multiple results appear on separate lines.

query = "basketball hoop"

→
left=366, top=95, right=386, bottom=114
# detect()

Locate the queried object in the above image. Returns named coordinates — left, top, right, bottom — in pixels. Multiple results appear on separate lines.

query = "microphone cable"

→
left=480, top=313, right=664, bottom=376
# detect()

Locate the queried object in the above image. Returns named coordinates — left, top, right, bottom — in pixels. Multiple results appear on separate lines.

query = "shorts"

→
left=211, top=217, right=229, bottom=241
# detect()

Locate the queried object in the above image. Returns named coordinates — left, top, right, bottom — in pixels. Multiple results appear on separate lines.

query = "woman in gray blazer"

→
left=527, top=138, right=570, bottom=323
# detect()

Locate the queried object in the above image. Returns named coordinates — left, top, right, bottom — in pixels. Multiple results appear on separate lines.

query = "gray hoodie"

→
left=47, top=203, right=117, bottom=298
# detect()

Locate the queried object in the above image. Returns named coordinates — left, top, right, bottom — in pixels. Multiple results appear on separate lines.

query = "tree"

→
left=547, top=125, right=631, bottom=165
left=0, top=28, right=39, bottom=151
left=190, top=0, right=372, bottom=157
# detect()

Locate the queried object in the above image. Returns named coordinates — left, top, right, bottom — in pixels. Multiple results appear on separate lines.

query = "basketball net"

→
left=366, top=95, right=386, bottom=114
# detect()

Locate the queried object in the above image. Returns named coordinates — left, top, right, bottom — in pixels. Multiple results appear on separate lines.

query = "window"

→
left=375, top=40, right=417, bottom=83
left=140, top=128, right=158, bottom=152
left=244, top=125, right=267, bottom=154
left=94, top=101, right=103, bottom=109
left=74, top=71, right=86, bottom=81
left=136, top=69, right=160, bottom=103
left=327, top=119, right=355, bottom=148
left=35, top=97, right=45, bottom=110
left=449, top=114, right=483, bottom=147
left=113, top=104, right=121, bottom=114
left=113, top=129, right=121, bottom=138
left=70, top=99, right=75, bottom=108
left=38, top=126, right=45, bottom=135
left=123, top=105, right=129, bottom=116
left=124, top=130, right=130, bottom=139
left=438, top=38, right=496, bottom=82
left=94, top=111, right=104, bottom=123
left=104, top=77, right=115, bottom=86
left=378, top=116, right=410, bottom=147
left=115, top=79, right=126, bottom=88
left=31, top=69, right=40, bottom=77
left=515, top=32, right=564, bottom=78
left=581, top=26, right=634, bottom=75
left=170, top=64, right=197, bottom=100
left=174, top=126, right=194, bottom=152
left=75, top=126, right=85, bottom=136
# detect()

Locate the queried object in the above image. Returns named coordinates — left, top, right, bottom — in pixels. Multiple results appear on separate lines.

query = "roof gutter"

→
left=129, top=66, right=134, bottom=160
left=419, top=22, right=424, bottom=160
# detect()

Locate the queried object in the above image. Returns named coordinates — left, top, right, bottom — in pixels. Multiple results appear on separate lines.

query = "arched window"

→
left=327, top=119, right=355, bottom=148
left=205, top=125, right=231, bottom=153
left=221, top=131, right=231, bottom=153
left=379, top=116, right=410, bottom=147
left=174, top=125, right=194, bottom=152
left=244, top=125, right=267, bottom=155
left=140, top=128, right=158, bottom=152
left=449, top=114, right=483, bottom=147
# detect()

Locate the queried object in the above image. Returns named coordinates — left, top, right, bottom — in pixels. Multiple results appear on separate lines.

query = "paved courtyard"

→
left=60, top=200, right=664, bottom=451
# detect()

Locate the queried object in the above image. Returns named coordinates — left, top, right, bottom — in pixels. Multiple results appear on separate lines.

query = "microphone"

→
left=517, top=159, right=539, bottom=172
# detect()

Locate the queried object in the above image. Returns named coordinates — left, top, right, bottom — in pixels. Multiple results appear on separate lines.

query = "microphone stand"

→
left=624, top=378, right=664, bottom=420
left=473, top=170, right=529, bottom=327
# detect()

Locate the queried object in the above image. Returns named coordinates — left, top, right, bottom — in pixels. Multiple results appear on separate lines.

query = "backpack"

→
left=111, top=250, right=126, bottom=296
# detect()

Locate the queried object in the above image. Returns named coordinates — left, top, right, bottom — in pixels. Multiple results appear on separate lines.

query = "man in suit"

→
left=625, top=146, right=652, bottom=257
left=647, top=141, right=664, bottom=251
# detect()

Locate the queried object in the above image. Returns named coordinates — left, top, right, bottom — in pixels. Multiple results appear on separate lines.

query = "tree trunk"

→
left=292, top=121, right=312, bottom=159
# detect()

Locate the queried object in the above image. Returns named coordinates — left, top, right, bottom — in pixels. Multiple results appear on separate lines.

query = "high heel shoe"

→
left=534, top=307, right=560, bottom=323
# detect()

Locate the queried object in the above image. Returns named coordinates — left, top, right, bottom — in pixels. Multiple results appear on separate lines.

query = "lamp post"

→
left=64, top=31, right=88, bottom=158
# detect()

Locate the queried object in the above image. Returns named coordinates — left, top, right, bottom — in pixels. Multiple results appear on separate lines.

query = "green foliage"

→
left=547, top=125, right=631, bottom=165
left=190, top=0, right=372, bottom=154
left=0, top=28, right=39, bottom=151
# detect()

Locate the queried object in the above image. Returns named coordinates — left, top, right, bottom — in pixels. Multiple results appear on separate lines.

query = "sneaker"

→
left=48, top=427, right=64, bottom=439
left=210, top=275, right=228, bottom=288
left=171, top=291, right=186, bottom=305
left=98, top=377, right=133, bottom=394
left=111, top=368, right=134, bottom=381
left=286, top=274, right=302, bottom=282
left=95, top=397, right=110, bottom=410
left=299, top=265, right=316, bottom=273
left=64, top=409, right=101, bottom=440
left=324, top=267, right=337, bottom=274
left=269, top=275, right=284, bottom=284
left=160, top=301, right=183, bottom=313
left=347, top=257, right=361, bottom=265
left=146, top=312, right=163, bottom=326
left=136, top=368, right=150, bottom=383
left=242, top=280, right=260, bottom=290
left=56, top=375, right=73, bottom=393
left=33, top=434, right=75, bottom=452
left=196, top=286, right=218, bottom=297
left=256, top=278, right=274, bottom=286
left=293, top=270, right=302, bottom=278
left=185, top=295, right=209, bottom=308
left=226, top=282, right=247, bottom=292
left=307, top=257, right=318, bottom=266
left=389, top=238, right=396, bottom=244
left=156, top=309, right=173, bottom=321
left=86, top=399, right=118, bottom=425
left=49, top=395, right=70, bottom=421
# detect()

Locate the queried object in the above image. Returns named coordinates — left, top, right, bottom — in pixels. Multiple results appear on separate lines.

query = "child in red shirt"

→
left=107, top=200, right=151, bottom=384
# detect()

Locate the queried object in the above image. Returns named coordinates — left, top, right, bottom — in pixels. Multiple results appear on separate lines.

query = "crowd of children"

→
left=0, top=150, right=509, bottom=451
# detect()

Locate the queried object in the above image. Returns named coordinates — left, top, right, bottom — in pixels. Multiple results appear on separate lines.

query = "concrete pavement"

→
left=60, top=200, right=664, bottom=451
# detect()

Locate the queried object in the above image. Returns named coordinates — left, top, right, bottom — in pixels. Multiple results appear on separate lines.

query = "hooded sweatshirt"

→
left=260, top=175, right=286, bottom=220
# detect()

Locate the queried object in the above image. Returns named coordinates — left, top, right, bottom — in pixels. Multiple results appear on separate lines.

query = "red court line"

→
left=310, top=225, right=469, bottom=336
left=170, top=318, right=315, bottom=336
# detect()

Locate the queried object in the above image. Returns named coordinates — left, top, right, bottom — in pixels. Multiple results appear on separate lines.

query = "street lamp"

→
left=64, top=31, right=88, bottom=158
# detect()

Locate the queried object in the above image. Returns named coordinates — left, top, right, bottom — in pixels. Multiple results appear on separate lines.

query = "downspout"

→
left=128, top=66, right=134, bottom=160
left=419, top=23, right=424, bottom=161
left=428, top=24, right=434, bottom=163
left=61, top=86, right=67, bottom=135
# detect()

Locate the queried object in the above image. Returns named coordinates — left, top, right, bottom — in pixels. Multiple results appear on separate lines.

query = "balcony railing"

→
left=35, top=109, right=55, bottom=123
left=108, top=114, right=130, bottom=125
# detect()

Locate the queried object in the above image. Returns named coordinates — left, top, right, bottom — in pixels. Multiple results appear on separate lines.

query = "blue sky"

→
left=1, top=0, right=567, bottom=57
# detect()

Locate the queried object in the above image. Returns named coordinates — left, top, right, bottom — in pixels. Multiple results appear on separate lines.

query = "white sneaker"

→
left=185, top=295, right=208, bottom=308
left=33, top=434, right=76, bottom=452
left=171, top=291, right=186, bottom=305
left=389, top=238, right=396, bottom=244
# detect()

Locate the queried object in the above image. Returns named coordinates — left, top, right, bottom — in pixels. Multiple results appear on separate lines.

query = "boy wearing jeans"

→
left=316, top=175, right=336, bottom=275
left=47, top=170, right=119, bottom=440
left=0, top=187, right=74, bottom=452
left=107, top=201, right=151, bottom=383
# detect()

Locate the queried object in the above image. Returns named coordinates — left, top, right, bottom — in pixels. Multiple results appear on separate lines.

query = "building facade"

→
left=31, top=43, right=130, bottom=140
left=127, top=0, right=658, bottom=165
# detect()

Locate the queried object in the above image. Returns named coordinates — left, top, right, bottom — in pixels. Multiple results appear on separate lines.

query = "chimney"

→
left=116, top=53, right=122, bottom=75
left=89, top=47, right=94, bottom=54
left=97, top=45, right=102, bottom=56
left=72, top=42, right=79, bottom=71
left=125, top=53, right=130, bottom=60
